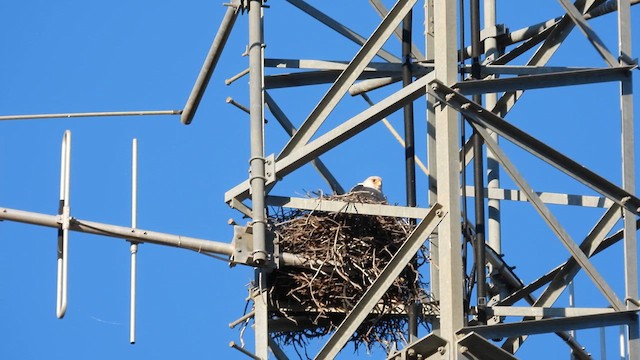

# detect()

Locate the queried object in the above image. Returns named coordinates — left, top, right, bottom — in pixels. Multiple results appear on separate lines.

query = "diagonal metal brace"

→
left=429, top=80, right=640, bottom=215
left=314, top=204, right=446, bottom=360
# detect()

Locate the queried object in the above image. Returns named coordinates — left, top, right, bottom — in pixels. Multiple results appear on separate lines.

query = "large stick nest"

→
left=265, top=192, right=434, bottom=355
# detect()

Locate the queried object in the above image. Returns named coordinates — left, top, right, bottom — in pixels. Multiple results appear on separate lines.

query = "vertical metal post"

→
left=569, top=280, right=576, bottom=359
left=248, top=0, right=267, bottom=266
left=129, top=138, right=138, bottom=344
left=249, top=1, right=269, bottom=359
left=425, top=0, right=440, bottom=335
left=56, top=130, right=71, bottom=319
left=470, top=0, right=487, bottom=320
left=402, top=8, right=419, bottom=343
left=483, top=0, right=503, bottom=314
left=601, top=326, right=607, bottom=360
left=618, top=1, right=639, bottom=359
left=620, top=325, right=627, bottom=360
left=433, top=0, right=464, bottom=357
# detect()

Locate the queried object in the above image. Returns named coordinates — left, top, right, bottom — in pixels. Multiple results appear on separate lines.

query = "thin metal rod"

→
left=0, top=110, right=181, bottom=121
left=285, top=0, right=401, bottom=63
left=181, top=1, right=240, bottom=125
left=129, top=138, right=138, bottom=344
left=229, top=341, right=261, bottom=360
left=470, top=0, right=487, bottom=320
left=358, top=94, right=429, bottom=175
left=226, top=97, right=268, bottom=124
left=484, top=0, right=503, bottom=313
left=367, top=0, right=425, bottom=60
left=56, top=130, right=71, bottom=319
left=228, top=310, right=255, bottom=329
left=402, top=8, right=419, bottom=343
left=473, top=128, right=487, bottom=311
left=263, top=92, right=345, bottom=194
left=569, top=280, right=577, bottom=347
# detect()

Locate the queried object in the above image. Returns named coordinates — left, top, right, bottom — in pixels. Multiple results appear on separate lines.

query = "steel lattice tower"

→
left=1, top=1, right=639, bottom=359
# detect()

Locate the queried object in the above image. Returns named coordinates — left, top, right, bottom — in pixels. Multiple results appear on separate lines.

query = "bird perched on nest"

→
left=349, top=176, right=387, bottom=203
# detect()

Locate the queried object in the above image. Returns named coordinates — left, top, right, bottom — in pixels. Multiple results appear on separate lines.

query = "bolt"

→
left=438, top=346, right=446, bottom=355
left=430, top=82, right=439, bottom=91
left=436, top=209, right=443, bottom=217
left=461, top=103, right=471, bottom=110
left=459, top=346, right=468, bottom=353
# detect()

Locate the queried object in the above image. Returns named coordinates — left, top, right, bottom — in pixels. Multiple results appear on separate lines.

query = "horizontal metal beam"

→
left=487, top=306, right=615, bottom=318
left=479, top=65, right=600, bottom=76
left=0, top=206, right=234, bottom=255
left=430, top=80, right=640, bottom=214
left=266, top=195, right=430, bottom=219
left=264, top=69, right=402, bottom=89
left=264, top=58, right=403, bottom=71
left=459, top=310, right=638, bottom=339
left=454, top=66, right=634, bottom=95
left=466, top=185, right=614, bottom=208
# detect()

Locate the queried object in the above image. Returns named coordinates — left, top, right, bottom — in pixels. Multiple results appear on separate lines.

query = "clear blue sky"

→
left=0, top=1, right=638, bottom=359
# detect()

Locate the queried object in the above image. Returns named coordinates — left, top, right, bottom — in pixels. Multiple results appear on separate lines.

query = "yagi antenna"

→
left=54, top=133, right=142, bottom=343
left=56, top=130, right=71, bottom=319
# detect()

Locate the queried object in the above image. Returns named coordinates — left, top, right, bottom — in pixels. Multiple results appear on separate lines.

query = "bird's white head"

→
left=362, top=176, right=383, bottom=191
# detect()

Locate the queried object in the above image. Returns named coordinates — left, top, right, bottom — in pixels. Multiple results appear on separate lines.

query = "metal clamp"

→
left=229, top=224, right=277, bottom=267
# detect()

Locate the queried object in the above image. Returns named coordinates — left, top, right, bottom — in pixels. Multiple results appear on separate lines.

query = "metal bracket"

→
left=458, top=332, right=518, bottom=360
left=480, top=24, right=507, bottom=42
left=386, top=333, right=447, bottom=360
left=264, top=153, right=276, bottom=184
left=229, top=224, right=277, bottom=267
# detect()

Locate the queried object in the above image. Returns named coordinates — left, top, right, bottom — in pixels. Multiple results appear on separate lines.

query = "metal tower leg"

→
left=425, top=0, right=440, bottom=336
left=433, top=0, right=464, bottom=357
left=618, top=1, right=640, bottom=358
left=248, top=1, right=269, bottom=359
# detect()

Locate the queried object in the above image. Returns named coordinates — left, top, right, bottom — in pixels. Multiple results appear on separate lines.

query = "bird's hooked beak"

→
left=367, top=176, right=382, bottom=191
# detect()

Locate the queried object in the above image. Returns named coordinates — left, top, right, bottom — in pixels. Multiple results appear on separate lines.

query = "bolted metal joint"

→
left=229, top=224, right=277, bottom=268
